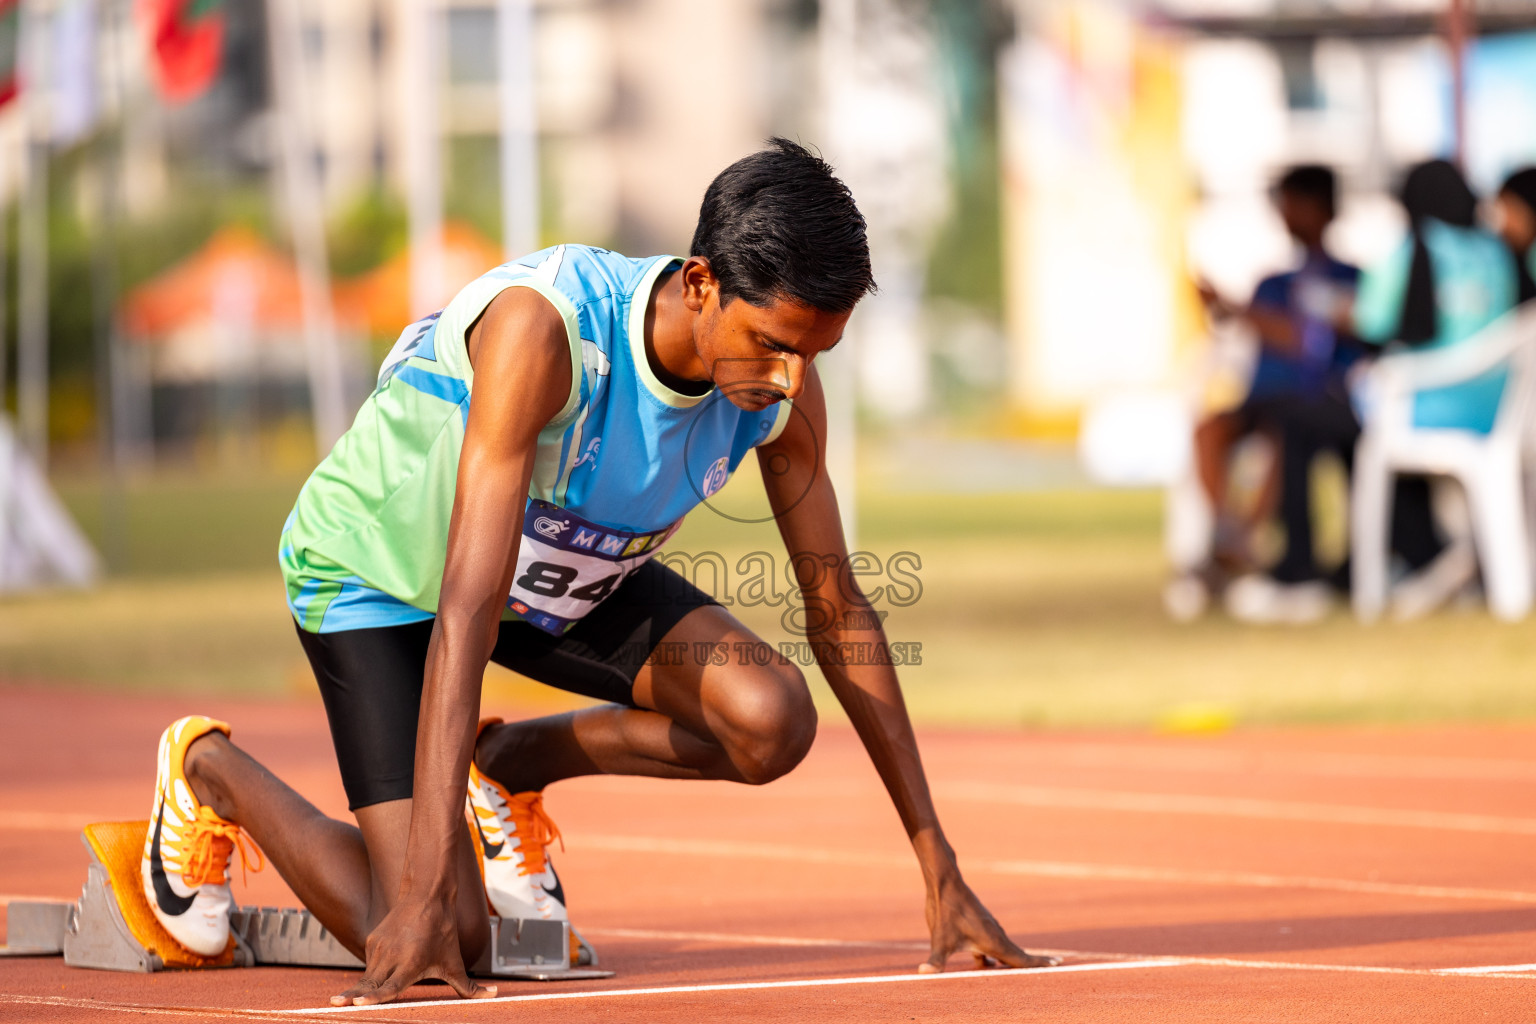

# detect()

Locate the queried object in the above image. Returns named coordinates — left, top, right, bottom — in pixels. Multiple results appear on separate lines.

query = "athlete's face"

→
left=1496, top=190, right=1536, bottom=254
left=686, top=261, right=851, bottom=412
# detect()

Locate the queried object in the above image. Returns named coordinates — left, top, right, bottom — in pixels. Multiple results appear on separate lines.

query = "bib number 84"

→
left=515, top=561, right=622, bottom=603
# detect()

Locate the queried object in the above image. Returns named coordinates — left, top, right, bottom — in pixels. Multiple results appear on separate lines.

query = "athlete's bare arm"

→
left=757, top=367, right=1053, bottom=973
left=333, top=288, right=572, bottom=1007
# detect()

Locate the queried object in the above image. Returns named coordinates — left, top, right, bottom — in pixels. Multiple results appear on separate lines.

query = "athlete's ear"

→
left=679, top=256, right=718, bottom=314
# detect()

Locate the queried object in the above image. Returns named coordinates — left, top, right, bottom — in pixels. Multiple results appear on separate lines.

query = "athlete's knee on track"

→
left=718, top=663, right=817, bottom=785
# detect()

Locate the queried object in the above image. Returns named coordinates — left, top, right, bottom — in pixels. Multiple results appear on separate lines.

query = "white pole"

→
left=0, top=23, right=17, bottom=588
left=498, top=0, right=537, bottom=260
left=17, top=0, right=49, bottom=465
left=0, top=197, right=8, bottom=589
left=0, top=418, right=13, bottom=588
left=0, top=124, right=7, bottom=414
left=91, top=0, right=126, bottom=569
left=265, top=0, right=350, bottom=454
left=400, top=0, right=443, bottom=318
left=817, top=0, right=857, bottom=548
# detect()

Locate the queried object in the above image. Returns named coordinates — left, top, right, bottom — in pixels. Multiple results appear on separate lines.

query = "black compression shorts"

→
left=295, top=559, right=718, bottom=810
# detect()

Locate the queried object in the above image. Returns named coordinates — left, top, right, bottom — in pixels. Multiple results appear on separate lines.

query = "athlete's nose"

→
left=779, top=355, right=807, bottom=399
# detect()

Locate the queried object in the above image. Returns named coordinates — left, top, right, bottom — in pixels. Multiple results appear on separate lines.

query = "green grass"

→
left=7, top=469, right=1536, bottom=728
left=53, top=469, right=308, bottom=577
left=0, top=571, right=302, bottom=696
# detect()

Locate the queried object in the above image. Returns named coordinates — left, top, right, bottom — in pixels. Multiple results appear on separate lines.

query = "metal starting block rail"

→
left=0, top=823, right=610, bottom=982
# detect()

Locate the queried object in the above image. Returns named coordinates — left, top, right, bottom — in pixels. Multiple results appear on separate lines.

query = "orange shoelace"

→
left=181, top=805, right=266, bottom=889
left=502, top=792, right=564, bottom=877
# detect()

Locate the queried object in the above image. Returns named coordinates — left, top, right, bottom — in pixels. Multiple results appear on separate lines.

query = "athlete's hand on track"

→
left=919, top=869, right=1058, bottom=974
left=332, top=898, right=496, bottom=1007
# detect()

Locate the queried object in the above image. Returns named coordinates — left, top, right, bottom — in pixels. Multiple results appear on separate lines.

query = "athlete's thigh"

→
left=630, top=602, right=809, bottom=742
left=489, top=558, right=720, bottom=708
left=296, top=620, right=434, bottom=812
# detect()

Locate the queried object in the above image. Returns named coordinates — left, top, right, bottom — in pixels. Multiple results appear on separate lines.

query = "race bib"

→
left=507, top=500, right=680, bottom=634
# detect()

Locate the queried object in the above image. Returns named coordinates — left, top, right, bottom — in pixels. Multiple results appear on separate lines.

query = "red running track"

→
left=3, top=685, right=1536, bottom=1022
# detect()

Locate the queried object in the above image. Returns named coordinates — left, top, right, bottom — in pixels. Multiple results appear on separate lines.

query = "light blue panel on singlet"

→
left=287, top=245, right=791, bottom=633
left=550, top=251, right=787, bottom=532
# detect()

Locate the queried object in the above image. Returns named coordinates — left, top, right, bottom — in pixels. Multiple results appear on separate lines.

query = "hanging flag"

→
left=138, top=0, right=225, bottom=103
left=0, top=0, right=19, bottom=108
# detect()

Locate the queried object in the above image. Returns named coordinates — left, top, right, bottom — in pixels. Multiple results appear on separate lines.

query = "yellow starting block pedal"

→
left=65, top=821, right=253, bottom=971
left=32, top=822, right=611, bottom=981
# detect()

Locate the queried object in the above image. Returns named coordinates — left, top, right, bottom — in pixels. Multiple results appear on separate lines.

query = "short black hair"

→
left=690, top=138, right=875, bottom=314
left=1276, top=164, right=1338, bottom=217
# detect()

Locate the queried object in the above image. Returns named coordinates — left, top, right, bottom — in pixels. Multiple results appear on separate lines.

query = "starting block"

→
left=0, top=900, right=72, bottom=957
left=2, top=822, right=610, bottom=981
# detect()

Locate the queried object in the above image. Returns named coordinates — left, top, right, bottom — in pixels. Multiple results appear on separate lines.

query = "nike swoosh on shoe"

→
left=474, top=814, right=505, bottom=860
left=150, top=804, right=197, bottom=916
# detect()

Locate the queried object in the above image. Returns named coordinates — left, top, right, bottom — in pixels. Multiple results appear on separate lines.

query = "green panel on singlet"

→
left=281, top=252, right=584, bottom=620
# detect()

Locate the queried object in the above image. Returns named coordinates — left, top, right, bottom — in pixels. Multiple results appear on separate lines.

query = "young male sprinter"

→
left=137, top=139, right=1053, bottom=1007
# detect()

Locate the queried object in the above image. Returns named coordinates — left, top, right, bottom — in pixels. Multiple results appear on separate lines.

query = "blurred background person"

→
left=1230, top=159, right=1520, bottom=624
left=1352, top=159, right=1520, bottom=618
left=1494, top=167, right=1536, bottom=300
left=1191, top=165, right=1358, bottom=603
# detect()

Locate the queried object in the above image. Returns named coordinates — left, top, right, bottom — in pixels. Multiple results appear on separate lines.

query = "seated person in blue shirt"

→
left=1194, top=165, right=1359, bottom=579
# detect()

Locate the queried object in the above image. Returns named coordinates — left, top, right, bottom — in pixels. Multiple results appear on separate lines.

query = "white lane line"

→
left=587, top=926, right=926, bottom=950
left=1435, top=963, right=1536, bottom=975
left=4, top=953, right=1534, bottom=1022
left=7, top=826, right=1536, bottom=916
left=285, top=949, right=1536, bottom=1015
left=579, top=835, right=1536, bottom=906
left=22, top=779, right=1536, bottom=840
left=939, top=781, right=1536, bottom=836
left=13, top=783, right=1536, bottom=839
left=581, top=929, right=1536, bottom=982
left=282, top=959, right=1186, bottom=1015
left=6, top=929, right=1536, bottom=1020
left=977, top=857, right=1536, bottom=906
left=1013, top=744, right=1536, bottom=784
left=1136, top=954, right=1530, bottom=979
left=0, top=993, right=380, bottom=1022
left=0, top=810, right=100, bottom=831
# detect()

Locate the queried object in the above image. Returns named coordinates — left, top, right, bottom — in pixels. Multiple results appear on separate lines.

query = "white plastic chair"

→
left=1351, top=304, right=1536, bottom=622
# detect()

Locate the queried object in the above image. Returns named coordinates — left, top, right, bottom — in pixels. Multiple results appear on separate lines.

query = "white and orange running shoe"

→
left=466, top=759, right=569, bottom=923
left=140, top=716, right=263, bottom=956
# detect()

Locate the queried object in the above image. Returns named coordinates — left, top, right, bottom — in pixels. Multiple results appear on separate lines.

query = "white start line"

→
left=279, top=954, right=1536, bottom=1015
left=3, top=944, right=1536, bottom=1020
left=267, top=952, right=1536, bottom=1015
left=282, top=959, right=1186, bottom=1014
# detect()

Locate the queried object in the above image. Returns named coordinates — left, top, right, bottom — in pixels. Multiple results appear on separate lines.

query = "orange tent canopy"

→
left=122, top=222, right=506, bottom=342
left=121, top=225, right=307, bottom=341
left=334, top=222, right=505, bottom=337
